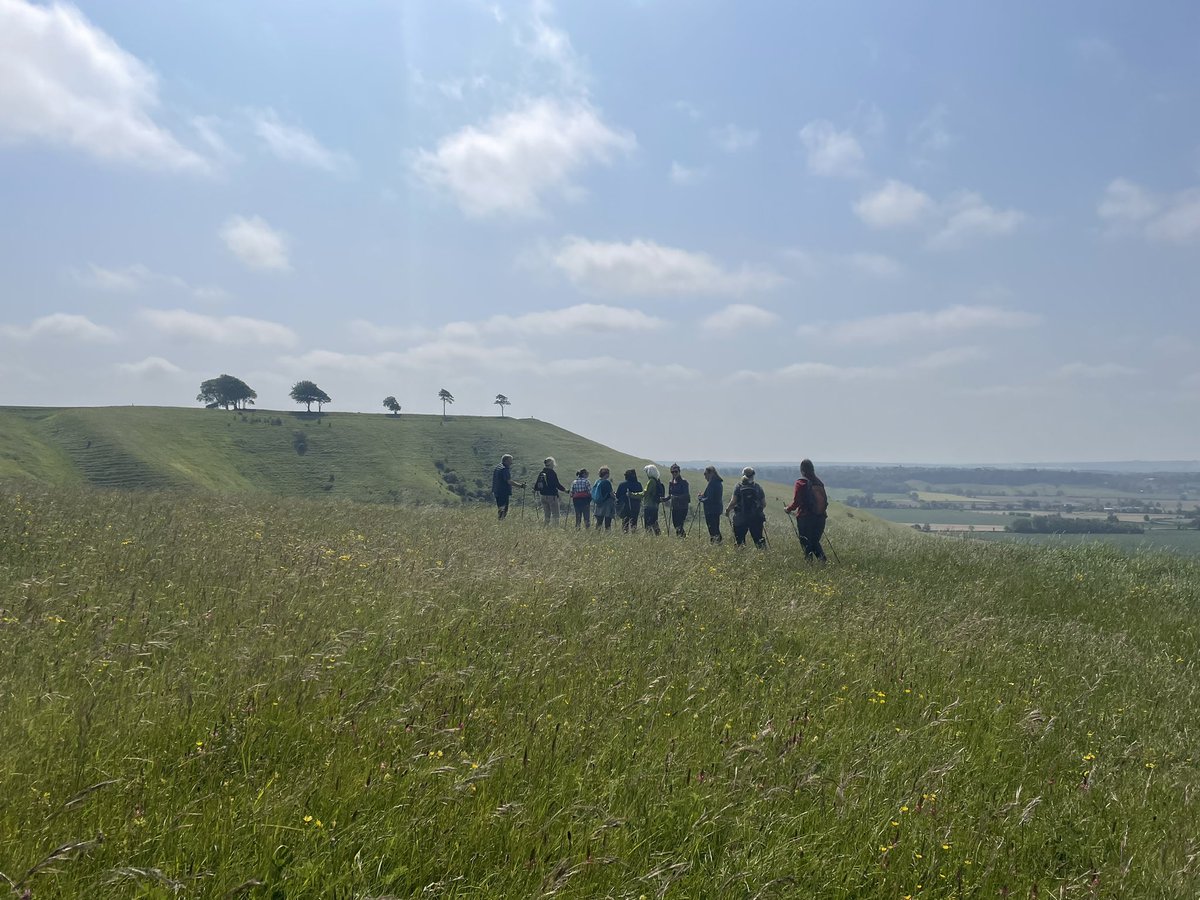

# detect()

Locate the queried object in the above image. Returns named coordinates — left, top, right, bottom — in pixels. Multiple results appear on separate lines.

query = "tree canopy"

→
left=197, top=374, right=257, bottom=410
left=383, top=396, right=401, bottom=415
left=438, top=388, right=455, bottom=421
left=494, top=393, right=511, bottom=417
left=290, top=380, right=331, bottom=412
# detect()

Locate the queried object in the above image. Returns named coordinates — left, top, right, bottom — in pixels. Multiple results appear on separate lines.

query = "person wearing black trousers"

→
left=698, top=466, right=724, bottom=543
left=667, top=464, right=690, bottom=536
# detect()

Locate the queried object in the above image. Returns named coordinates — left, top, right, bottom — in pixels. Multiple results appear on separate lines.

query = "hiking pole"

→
left=520, top=484, right=526, bottom=520
left=823, top=524, right=842, bottom=565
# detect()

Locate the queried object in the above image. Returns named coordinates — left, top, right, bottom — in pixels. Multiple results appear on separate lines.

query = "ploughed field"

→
left=2, top=486, right=1198, bottom=898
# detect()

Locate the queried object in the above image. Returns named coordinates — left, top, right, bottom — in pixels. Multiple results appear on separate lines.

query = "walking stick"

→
left=823, top=523, right=842, bottom=565
left=520, top=484, right=526, bottom=520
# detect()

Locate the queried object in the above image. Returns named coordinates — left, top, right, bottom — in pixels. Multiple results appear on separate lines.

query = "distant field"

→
left=865, top=509, right=1011, bottom=527
left=965, top=529, right=1200, bottom=555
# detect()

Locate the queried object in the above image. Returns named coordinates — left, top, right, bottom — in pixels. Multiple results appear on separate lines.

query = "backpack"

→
left=802, top=478, right=828, bottom=515
left=534, top=470, right=548, bottom=493
left=736, top=483, right=763, bottom=517
left=591, top=480, right=605, bottom=502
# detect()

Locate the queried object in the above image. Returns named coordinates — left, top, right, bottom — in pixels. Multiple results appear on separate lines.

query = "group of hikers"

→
left=491, top=455, right=829, bottom=561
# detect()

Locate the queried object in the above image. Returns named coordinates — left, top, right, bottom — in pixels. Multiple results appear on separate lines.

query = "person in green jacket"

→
left=639, top=464, right=665, bottom=535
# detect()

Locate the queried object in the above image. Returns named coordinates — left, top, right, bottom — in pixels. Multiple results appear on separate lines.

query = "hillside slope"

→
left=0, top=406, right=660, bottom=504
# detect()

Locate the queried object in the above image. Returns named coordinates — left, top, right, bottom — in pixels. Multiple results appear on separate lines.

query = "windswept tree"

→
left=494, top=393, right=511, bottom=417
left=383, top=396, right=401, bottom=416
left=438, top=388, right=455, bottom=421
left=197, top=374, right=256, bottom=410
left=290, top=380, right=332, bottom=412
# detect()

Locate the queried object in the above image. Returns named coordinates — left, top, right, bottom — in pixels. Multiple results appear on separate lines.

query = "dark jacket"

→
left=668, top=477, right=691, bottom=510
left=535, top=467, right=567, bottom=497
left=492, top=464, right=514, bottom=498
left=699, top=475, right=723, bottom=513
left=616, top=477, right=642, bottom=512
left=731, top=480, right=766, bottom=525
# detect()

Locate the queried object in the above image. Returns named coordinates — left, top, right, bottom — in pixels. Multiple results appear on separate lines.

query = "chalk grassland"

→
left=2, top=487, right=1199, bottom=898
left=0, top=407, right=655, bottom=504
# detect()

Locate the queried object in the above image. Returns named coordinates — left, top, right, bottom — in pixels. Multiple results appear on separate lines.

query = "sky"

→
left=2, top=0, right=1198, bottom=464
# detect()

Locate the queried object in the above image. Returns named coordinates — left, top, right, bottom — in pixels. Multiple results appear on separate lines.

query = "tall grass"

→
left=1, top=486, right=1198, bottom=897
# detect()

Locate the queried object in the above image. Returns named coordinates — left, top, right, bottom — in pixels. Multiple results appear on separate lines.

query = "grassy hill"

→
left=1, top=486, right=1197, bottom=896
left=0, top=406, right=665, bottom=504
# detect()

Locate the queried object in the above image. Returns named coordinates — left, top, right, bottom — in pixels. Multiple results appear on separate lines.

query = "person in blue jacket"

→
left=591, top=466, right=616, bottom=530
left=616, top=468, right=642, bottom=533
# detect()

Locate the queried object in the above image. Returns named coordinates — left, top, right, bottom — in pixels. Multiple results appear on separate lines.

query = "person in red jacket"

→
left=785, top=458, right=828, bottom=561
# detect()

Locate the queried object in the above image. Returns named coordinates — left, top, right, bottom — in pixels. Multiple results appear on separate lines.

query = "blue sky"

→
left=2, top=0, right=1198, bottom=463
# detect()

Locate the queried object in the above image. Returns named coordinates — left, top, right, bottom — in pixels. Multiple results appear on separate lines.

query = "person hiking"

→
left=785, top=458, right=828, bottom=561
left=640, top=464, right=665, bottom=535
left=725, top=466, right=767, bottom=548
left=616, top=468, right=642, bottom=533
left=591, top=466, right=616, bottom=531
left=491, top=453, right=525, bottom=520
left=667, top=464, right=691, bottom=536
left=570, top=468, right=593, bottom=530
left=534, top=457, right=569, bottom=526
left=698, top=465, right=724, bottom=543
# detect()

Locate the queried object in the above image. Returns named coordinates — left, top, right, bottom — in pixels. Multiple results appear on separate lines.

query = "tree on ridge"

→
left=438, top=388, right=454, bottom=422
left=197, top=374, right=256, bottom=410
left=383, top=396, right=401, bottom=416
left=494, top=394, right=511, bottom=417
left=290, top=380, right=332, bottom=412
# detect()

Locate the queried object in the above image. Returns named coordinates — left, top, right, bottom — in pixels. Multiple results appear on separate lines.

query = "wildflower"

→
left=900, top=805, right=909, bottom=813
left=941, top=843, right=951, bottom=850
left=304, top=814, right=313, bottom=823
left=891, top=820, right=900, bottom=827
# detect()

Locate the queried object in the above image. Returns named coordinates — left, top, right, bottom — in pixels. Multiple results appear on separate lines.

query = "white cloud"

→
left=0, top=0, right=208, bottom=173
left=854, top=180, right=934, bottom=228
left=1055, top=362, right=1139, bottom=379
left=669, top=161, right=708, bottom=186
left=731, top=361, right=889, bottom=383
left=351, top=303, right=664, bottom=344
left=674, top=100, right=702, bottom=120
left=522, top=0, right=585, bottom=90
left=284, top=343, right=695, bottom=381
left=855, top=180, right=1024, bottom=247
left=842, top=252, right=903, bottom=279
left=191, top=115, right=239, bottom=165
left=252, top=108, right=353, bottom=174
left=78, top=263, right=152, bottom=292
left=1145, top=189, right=1200, bottom=244
left=798, top=120, right=864, bottom=177
left=1098, top=177, right=1158, bottom=223
left=140, top=309, right=298, bottom=346
left=909, top=346, right=986, bottom=370
left=909, top=104, right=954, bottom=163
left=810, top=305, right=1040, bottom=346
left=701, top=304, right=779, bottom=334
left=77, top=263, right=226, bottom=300
left=732, top=346, right=985, bottom=384
left=413, top=97, right=634, bottom=217
left=219, top=215, right=291, bottom=271
left=1098, top=178, right=1200, bottom=244
left=928, top=192, right=1026, bottom=249
left=711, top=123, right=759, bottom=153
left=0, top=312, right=116, bottom=342
left=551, top=237, right=783, bottom=297
left=117, top=355, right=182, bottom=376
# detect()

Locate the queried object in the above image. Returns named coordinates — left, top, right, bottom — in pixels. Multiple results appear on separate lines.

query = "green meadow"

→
left=2, top=485, right=1198, bottom=898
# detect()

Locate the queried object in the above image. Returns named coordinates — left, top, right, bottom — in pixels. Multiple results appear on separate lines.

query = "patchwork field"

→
left=2, top=485, right=1198, bottom=897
